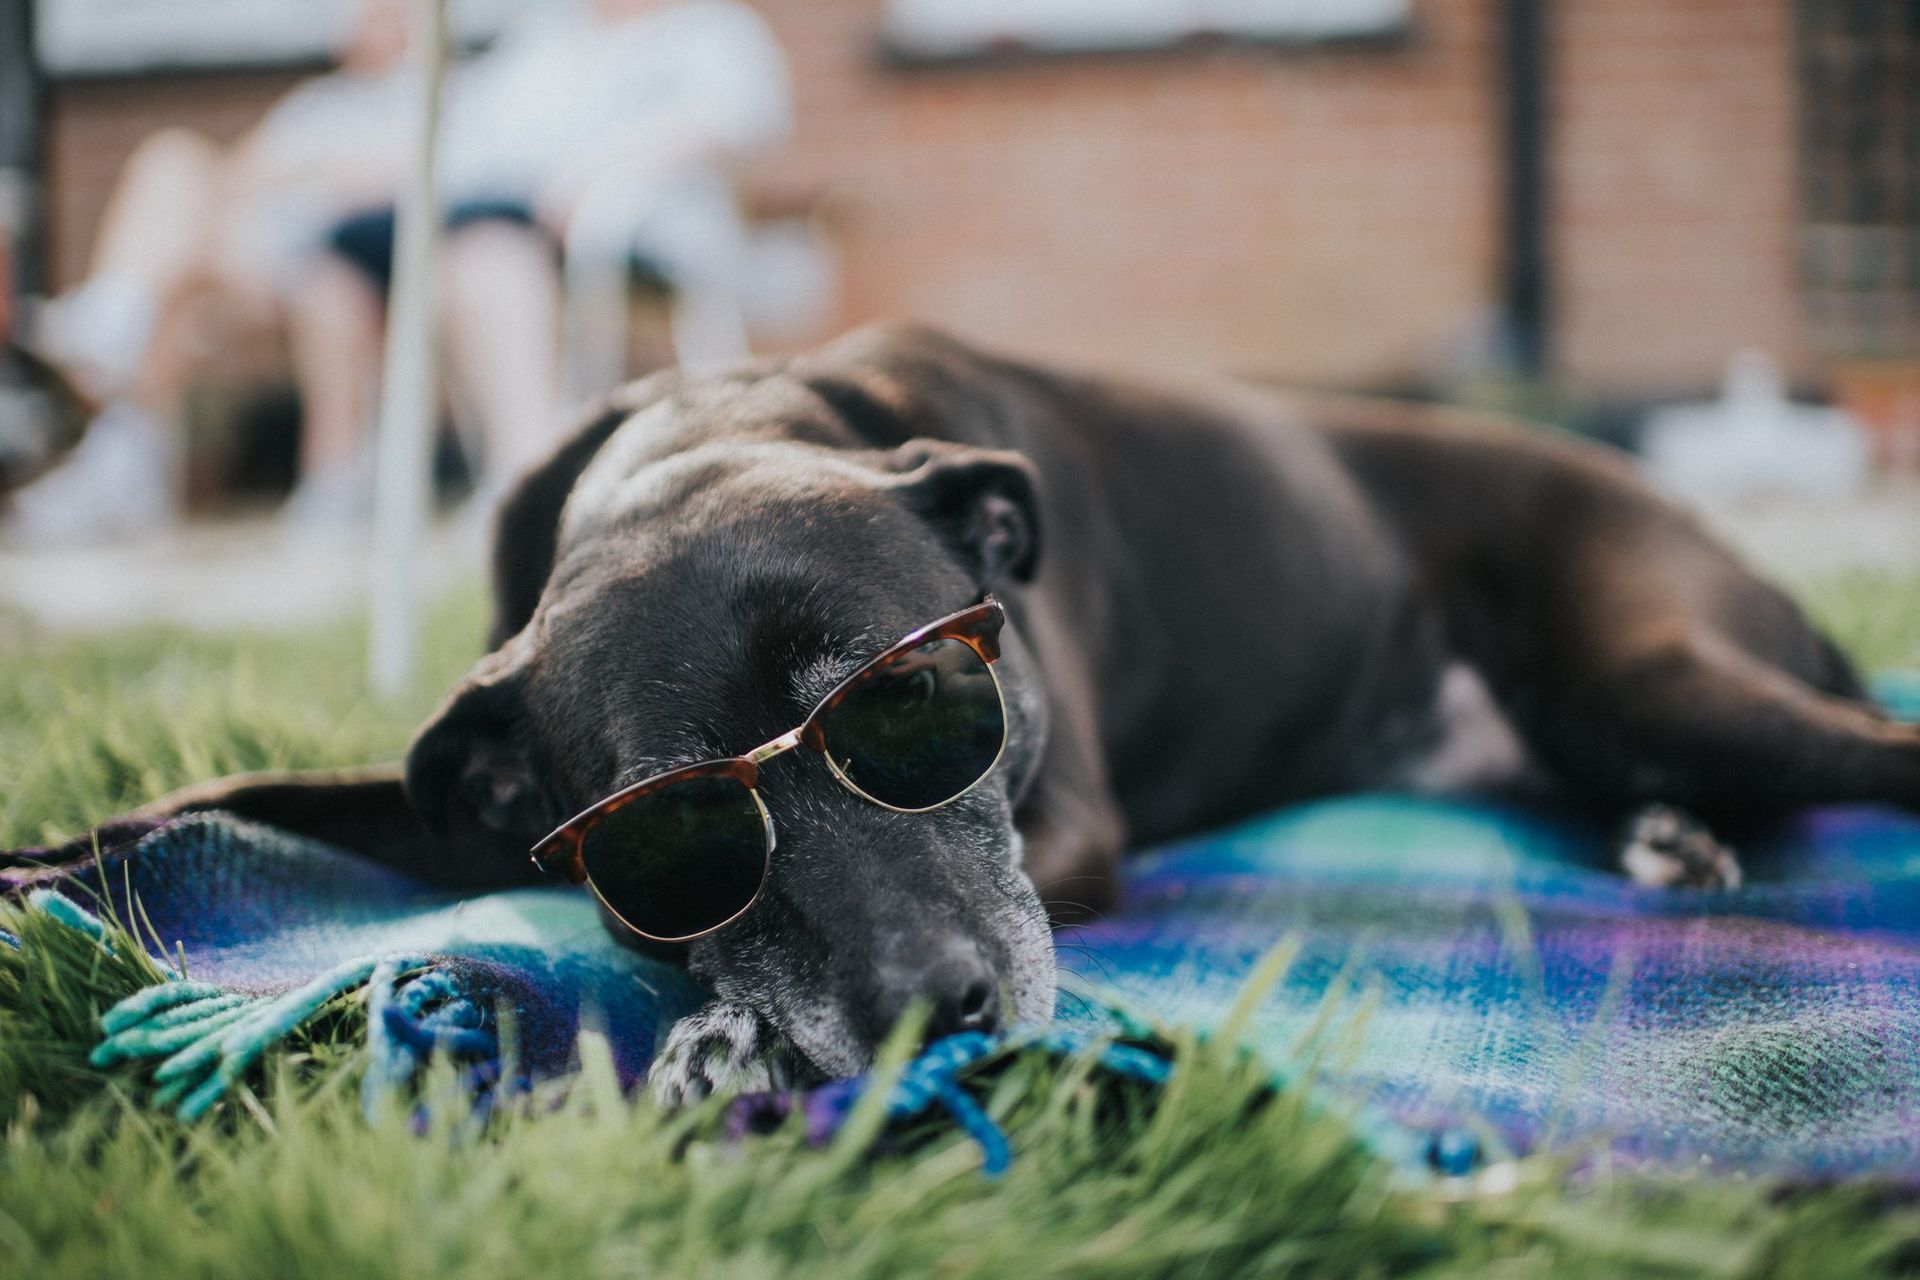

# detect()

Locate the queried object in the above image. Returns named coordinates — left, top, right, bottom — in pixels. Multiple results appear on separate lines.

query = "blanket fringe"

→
left=730, top=1028, right=1176, bottom=1178
left=361, top=961, right=494, bottom=1122
left=19, top=890, right=1474, bottom=1179
left=29, top=889, right=439, bottom=1122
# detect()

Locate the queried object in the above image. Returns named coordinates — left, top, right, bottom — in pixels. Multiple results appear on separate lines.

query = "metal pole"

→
left=368, top=0, right=449, bottom=699
left=1502, top=0, right=1550, bottom=379
left=0, top=0, right=43, bottom=308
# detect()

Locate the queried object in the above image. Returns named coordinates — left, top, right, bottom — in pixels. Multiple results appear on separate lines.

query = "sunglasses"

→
left=530, top=597, right=1010, bottom=942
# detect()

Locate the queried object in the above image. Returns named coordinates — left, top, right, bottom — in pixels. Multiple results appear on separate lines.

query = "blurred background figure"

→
left=4, top=0, right=796, bottom=546
left=0, top=0, right=1912, bottom=624
left=286, top=0, right=794, bottom=532
left=440, top=0, right=790, bottom=399
left=5, top=0, right=420, bottom=544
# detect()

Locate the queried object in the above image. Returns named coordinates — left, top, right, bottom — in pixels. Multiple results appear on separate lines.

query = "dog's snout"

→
left=872, top=936, right=1002, bottom=1044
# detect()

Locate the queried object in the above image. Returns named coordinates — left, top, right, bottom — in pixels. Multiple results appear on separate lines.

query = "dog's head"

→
left=406, top=339, right=1056, bottom=1077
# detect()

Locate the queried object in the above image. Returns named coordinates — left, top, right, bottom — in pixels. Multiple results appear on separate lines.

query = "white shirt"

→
left=232, top=68, right=416, bottom=283
left=438, top=0, right=792, bottom=208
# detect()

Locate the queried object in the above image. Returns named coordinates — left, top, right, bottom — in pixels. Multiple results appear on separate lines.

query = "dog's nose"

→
left=873, top=937, right=1002, bottom=1044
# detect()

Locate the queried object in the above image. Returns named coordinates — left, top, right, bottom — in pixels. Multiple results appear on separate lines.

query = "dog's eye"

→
left=905, top=667, right=938, bottom=703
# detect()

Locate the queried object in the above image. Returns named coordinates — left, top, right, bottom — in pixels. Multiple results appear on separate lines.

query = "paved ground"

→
left=1691, top=477, right=1920, bottom=581
left=0, top=511, right=489, bottom=633
left=1, top=478, right=1916, bottom=635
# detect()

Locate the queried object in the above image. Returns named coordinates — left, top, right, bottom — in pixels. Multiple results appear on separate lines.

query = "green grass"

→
left=1790, top=565, right=1920, bottom=678
left=3, top=571, right=1920, bottom=1278
left=0, top=590, right=490, bottom=849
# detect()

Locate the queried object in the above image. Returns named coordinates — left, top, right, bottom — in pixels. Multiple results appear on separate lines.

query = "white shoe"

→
left=25, top=276, right=156, bottom=402
left=279, top=453, right=375, bottom=548
left=1, top=402, right=179, bottom=547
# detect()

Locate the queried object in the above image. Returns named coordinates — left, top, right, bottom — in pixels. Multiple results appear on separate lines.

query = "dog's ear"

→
left=487, top=372, right=680, bottom=649
left=404, top=652, right=557, bottom=843
left=887, top=441, right=1042, bottom=586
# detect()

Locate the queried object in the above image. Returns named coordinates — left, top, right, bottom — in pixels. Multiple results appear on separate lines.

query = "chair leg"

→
left=666, top=284, right=751, bottom=374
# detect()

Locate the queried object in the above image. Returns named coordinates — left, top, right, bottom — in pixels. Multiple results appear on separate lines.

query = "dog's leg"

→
left=1520, top=627, right=1920, bottom=845
left=647, top=999, right=797, bottom=1108
left=1617, top=802, right=1743, bottom=889
left=136, top=767, right=539, bottom=889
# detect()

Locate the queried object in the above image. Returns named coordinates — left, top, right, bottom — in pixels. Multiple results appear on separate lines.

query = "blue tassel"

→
left=823, top=1027, right=1175, bottom=1178
left=1425, top=1127, right=1483, bottom=1176
left=363, top=961, right=498, bottom=1122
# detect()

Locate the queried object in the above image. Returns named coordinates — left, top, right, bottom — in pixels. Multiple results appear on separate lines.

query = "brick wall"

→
left=39, top=0, right=1808, bottom=395
left=1553, top=0, right=1807, bottom=392
left=45, top=71, right=301, bottom=288
left=747, top=0, right=1501, bottom=386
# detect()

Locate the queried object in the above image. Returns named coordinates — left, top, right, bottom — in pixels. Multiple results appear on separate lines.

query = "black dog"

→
left=126, top=323, right=1920, bottom=1100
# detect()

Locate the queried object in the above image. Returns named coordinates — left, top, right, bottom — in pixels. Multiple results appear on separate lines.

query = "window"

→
left=1796, top=1, right=1920, bottom=358
left=881, top=0, right=1412, bottom=63
left=34, top=0, right=527, bottom=78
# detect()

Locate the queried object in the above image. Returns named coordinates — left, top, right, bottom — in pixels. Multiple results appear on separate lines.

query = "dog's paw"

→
left=1618, top=803, right=1743, bottom=890
left=647, top=1000, right=792, bottom=1109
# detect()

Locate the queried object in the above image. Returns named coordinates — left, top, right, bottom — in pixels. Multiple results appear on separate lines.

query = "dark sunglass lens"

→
left=579, top=774, right=768, bottom=940
left=817, top=637, right=1005, bottom=810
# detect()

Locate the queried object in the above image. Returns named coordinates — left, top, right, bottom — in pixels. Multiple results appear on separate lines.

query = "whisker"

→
left=1052, top=987, right=1103, bottom=1020
left=1050, top=942, right=1120, bottom=980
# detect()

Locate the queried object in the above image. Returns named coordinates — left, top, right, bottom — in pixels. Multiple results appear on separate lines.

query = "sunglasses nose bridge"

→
left=744, top=727, right=805, bottom=766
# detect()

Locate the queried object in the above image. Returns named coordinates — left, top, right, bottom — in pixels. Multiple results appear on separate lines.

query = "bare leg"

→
left=560, top=170, right=754, bottom=396
left=128, top=283, right=218, bottom=419
left=561, top=234, right=631, bottom=405
left=83, top=129, right=227, bottom=291
left=3, top=131, right=230, bottom=542
left=646, top=185, right=752, bottom=374
left=39, top=129, right=229, bottom=402
left=6, top=132, right=234, bottom=545
left=438, top=221, right=564, bottom=484
left=285, top=257, right=384, bottom=478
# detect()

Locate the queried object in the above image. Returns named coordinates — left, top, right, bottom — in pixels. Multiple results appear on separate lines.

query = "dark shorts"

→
left=324, top=198, right=547, bottom=295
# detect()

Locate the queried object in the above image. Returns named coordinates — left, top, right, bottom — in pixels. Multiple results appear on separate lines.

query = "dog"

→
left=121, top=322, right=1920, bottom=1102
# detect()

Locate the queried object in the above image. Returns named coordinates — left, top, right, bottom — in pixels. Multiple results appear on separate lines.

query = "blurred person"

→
left=5, top=0, right=569, bottom=545
left=255, top=0, right=791, bottom=532
left=436, top=0, right=792, bottom=398
left=4, top=0, right=415, bottom=545
left=283, top=194, right=565, bottom=535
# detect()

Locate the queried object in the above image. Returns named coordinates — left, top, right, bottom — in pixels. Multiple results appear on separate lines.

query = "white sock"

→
left=33, top=274, right=157, bottom=399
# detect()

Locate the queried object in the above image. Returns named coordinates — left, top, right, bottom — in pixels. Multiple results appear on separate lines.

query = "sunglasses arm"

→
left=531, top=832, right=590, bottom=883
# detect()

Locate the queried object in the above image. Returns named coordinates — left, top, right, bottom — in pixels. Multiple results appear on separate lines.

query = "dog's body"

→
left=133, top=323, right=1920, bottom=1097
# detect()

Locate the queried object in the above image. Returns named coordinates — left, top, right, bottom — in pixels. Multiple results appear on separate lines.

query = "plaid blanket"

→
left=1057, top=795, right=1920, bottom=1177
left=3, top=815, right=710, bottom=1117
left=6, top=675, right=1919, bottom=1177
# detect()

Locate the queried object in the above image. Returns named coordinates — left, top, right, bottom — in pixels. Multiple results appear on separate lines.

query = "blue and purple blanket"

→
left=6, top=678, right=1920, bottom=1178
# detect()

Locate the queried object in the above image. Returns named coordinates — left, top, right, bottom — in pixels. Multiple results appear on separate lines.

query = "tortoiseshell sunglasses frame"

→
left=529, top=596, right=1008, bottom=941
